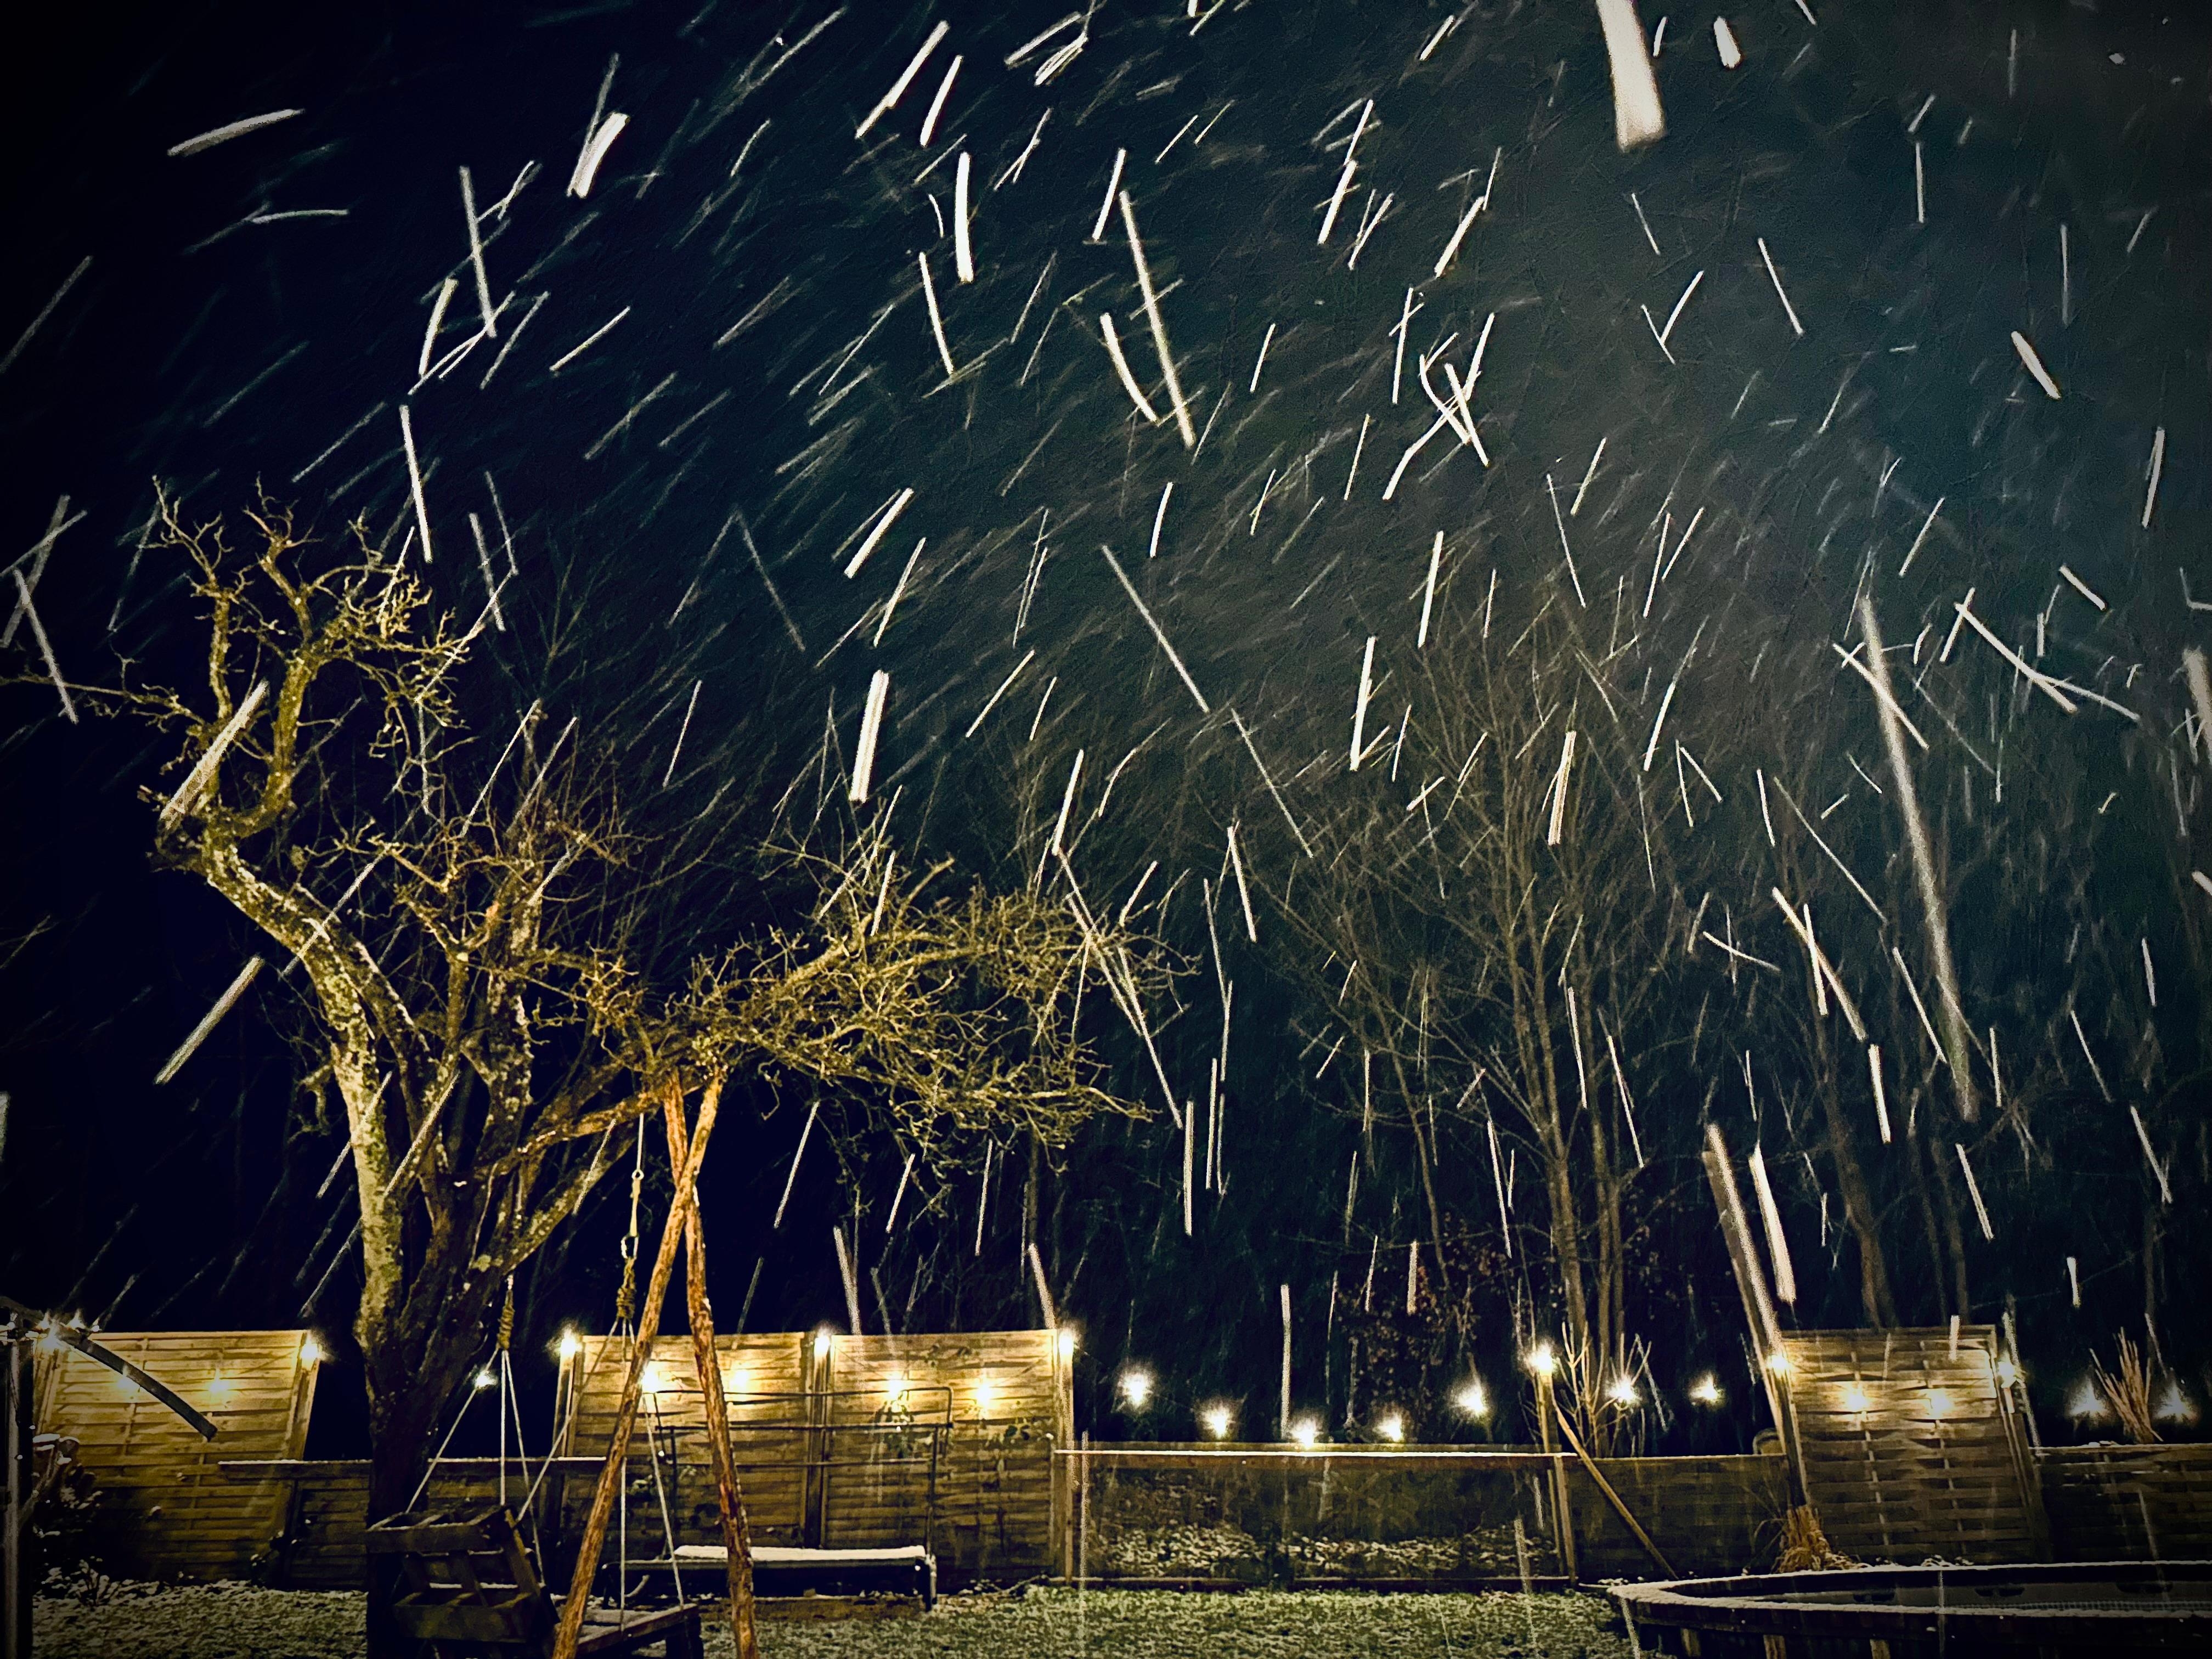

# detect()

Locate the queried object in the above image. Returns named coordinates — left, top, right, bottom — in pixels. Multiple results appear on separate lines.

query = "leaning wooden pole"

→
left=1546, top=1390, right=1677, bottom=1577
left=1702, top=1124, right=1809, bottom=1512
left=664, top=1080, right=758, bottom=1659
left=552, top=1081, right=724, bottom=1659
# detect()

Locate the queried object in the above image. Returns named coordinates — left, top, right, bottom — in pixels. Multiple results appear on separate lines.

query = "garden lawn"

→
left=36, top=1583, right=1636, bottom=1658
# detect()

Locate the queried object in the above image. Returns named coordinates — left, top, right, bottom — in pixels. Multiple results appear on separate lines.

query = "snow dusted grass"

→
left=740, top=1587, right=1634, bottom=1657
left=33, top=1582, right=364, bottom=1658
left=36, top=1582, right=1634, bottom=1658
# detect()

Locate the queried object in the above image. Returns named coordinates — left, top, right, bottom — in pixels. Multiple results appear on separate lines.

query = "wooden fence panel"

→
left=220, top=1459, right=599, bottom=1590
left=2038, top=1444, right=2212, bottom=1560
left=1069, top=1447, right=1786, bottom=1583
left=34, top=1330, right=318, bottom=1581
left=1779, top=1326, right=2044, bottom=1564
left=838, top=1332, right=1064, bottom=1574
left=559, top=1330, right=1066, bottom=1579
left=562, top=1334, right=812, bottom=1560
left=1565, top=1455, right=1792, bottom=1578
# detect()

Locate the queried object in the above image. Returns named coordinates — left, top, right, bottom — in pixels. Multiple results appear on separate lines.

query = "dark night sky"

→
left=5, top=0, right=2211, bottom=1459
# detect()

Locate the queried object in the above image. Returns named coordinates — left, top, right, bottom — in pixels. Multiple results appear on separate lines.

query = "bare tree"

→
left=1278, top=591, right=1723, bottom=1451
left=88, top=499, right=1154, bottom=1649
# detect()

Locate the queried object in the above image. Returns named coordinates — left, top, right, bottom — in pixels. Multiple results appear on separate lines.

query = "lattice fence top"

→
left=1779, top=1325, right=2044, bottom=1565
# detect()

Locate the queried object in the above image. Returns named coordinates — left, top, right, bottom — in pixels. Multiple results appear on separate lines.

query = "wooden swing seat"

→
left=366, top=1500, right=704, bottom=1658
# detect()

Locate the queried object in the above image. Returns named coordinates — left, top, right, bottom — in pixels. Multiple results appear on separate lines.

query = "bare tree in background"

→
left=86, top=499, right=1156, bottom=1651
left=1280, top=590, right=1726, bottom=1452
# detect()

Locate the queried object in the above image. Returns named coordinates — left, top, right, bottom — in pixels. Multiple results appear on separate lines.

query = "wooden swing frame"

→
left=552, top=1077, right=758, bottom=1659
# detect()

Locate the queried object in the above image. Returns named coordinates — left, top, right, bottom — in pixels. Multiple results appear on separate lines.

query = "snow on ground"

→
left=36, top=1583, right=1634, bottom=1657
left=32, top=1582, right=364, bottom=1659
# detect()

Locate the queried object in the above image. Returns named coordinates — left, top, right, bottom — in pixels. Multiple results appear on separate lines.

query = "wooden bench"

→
left=365, top=1500, right=703, bottom=1658
left=670, top=1542, right=936, bottom=1606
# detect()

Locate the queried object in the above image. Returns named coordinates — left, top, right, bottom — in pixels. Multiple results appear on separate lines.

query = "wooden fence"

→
left=217, top=1458, right=602, bottom=1590
left=1063, top=1446, right=1792, bottom=1584
left=35, top=1325, right=2212, bottom=1586
left=558, top=1329, right=1070, bottom=1582
left=1779, top=1325, right=2046, bottom=1563
left=2039, top=1443, right=2212, bottom=1561
left=32, top=1330, right=318, bottom=1581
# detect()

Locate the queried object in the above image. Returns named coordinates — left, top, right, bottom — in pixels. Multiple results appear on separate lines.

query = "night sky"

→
left=4, top=0, right=2210, bottom=1460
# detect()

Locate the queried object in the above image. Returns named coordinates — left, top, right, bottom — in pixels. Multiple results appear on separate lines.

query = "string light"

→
left=1118, top=1368, right=1154, bottom=1409
left=1201, top=1403, right=1235, bottom=1439
left=1525, top=1342, right=1558, bottom=1378
left=1290, top=1414, right=1322, bottom=1448
left=1841, top=1385, right=1870, bottom=1413
left=556, top=1329, right=582, bottom=1361
left=1689, top=1375, right=1723, bottom=1406
left=1375, top=1410, right=1405, bottom=1442
left=298, top=1334, right=325, bottom=1366
left=1453, top=1380, right=1489, bottom=1417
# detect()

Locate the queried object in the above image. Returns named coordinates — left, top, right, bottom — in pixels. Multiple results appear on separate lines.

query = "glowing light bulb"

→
left=2067, top=1379, right=2109, bottom=1421
left=1526, top=1343, right=1558, bottom=1379
left=1201, top=1404, right=1234, bottom=1439
left=1290, top=1415, right=1322, bottom=1448
left=1841, top=1385, right=1870, bottom=1413
left=1453, top=1380, right=1489, bottom=1417
left=1764, top=1351, right=1793, bottom=1376
left=1927, top=1389, right=1953, bottom=1418
left=556, top=1329, right=582, bottom=1361
left=1607, top=1376, right=1640, bottom=1407
left=2155, top=1383, right=2196, bottom=1424
left=974, top=1378, right=997, bottom=1417
left=472, top=1369, right=497, bottom=1391
left=299, top=1335, right=325, bottom=1367
left=884, top=1372, right=909, bottom=1407
left=1994, top=1357, right=2019, bottom=1387
left=1119, top=1368, right=1154, bottom=1409
left=814, top=1328, right=835, bottom=1359
left=1375, top=1411, right=1405, bottom=1443
left=1057, top=1327, right=1078, bottom=1361
left=1689, top=1375, right=1723, bottom=1406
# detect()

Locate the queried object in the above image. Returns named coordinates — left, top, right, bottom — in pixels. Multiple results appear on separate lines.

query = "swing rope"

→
left=601, top=1121, right=687, bottom=1615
